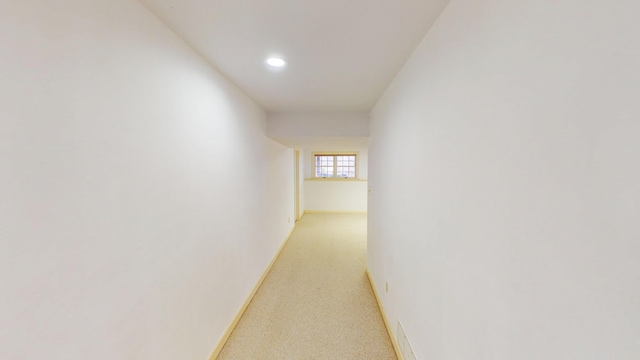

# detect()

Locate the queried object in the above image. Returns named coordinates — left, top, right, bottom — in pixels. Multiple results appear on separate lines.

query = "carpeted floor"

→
left=217, top=213, right=397, bottom=359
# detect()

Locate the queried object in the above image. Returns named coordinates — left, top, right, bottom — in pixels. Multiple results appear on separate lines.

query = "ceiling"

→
left=140, top=0, right=449, bottom=113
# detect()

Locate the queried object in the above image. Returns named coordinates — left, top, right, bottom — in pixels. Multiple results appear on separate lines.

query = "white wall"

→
left=267, top=112, right=369, bottom=214
left=369, top=1, right=640, bottom=359
left=297, top=149, right=305, bottom=220
left=304, top=181, right=368, bottom=213
left=267, top=111, right=369, bottom=138
left=0, top=1, right=293, bottom=359
left=303, top=148, right=368, bottom=213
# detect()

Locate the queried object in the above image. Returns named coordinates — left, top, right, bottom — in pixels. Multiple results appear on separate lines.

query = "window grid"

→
left=315, top=155, right=334, bottom=178
left=314, top=154, right=356, bottom=178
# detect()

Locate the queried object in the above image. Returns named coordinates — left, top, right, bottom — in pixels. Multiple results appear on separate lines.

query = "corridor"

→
left=217, top=214, right=396, bottom=359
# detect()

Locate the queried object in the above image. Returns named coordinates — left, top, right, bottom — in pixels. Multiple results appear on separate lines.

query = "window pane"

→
left=337, top=155, right=355, bottom=177
left=315, top=155, right=334, bottom=177
left=315, top=154, right=356, bottom=178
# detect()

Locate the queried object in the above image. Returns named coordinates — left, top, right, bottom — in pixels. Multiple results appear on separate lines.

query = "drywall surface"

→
left=304, top=180, right=368, bottom=213
left=267, top=111, right=369, bottom=151
left=302, top=148, right=368, bottom=212
left=368, top=1, right=640, bottom=359
left=267, top=112, right=369, bottom=137
left=0, top=1, right=293, bottom=359
left=297, top=150, right=305, bottom=220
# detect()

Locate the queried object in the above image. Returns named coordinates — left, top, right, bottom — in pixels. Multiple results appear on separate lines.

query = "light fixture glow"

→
left=266, top=57, right=286, bottom=68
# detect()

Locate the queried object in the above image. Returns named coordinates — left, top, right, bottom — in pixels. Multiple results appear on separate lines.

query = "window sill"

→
left=304, top=178, right=368, bottom=182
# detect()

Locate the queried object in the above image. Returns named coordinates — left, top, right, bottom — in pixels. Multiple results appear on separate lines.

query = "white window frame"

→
left=312, top=152, right=359, bottom=180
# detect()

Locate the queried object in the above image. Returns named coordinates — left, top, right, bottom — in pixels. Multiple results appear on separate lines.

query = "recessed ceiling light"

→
left=266, top=57, right=286, bottom=68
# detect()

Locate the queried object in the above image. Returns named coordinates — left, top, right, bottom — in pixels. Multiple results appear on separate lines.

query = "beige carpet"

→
left=217, top=213, right=397, bottom=359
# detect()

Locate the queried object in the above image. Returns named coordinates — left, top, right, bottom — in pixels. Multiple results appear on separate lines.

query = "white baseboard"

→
left=208, top=226, right=296, bottom=360
left=366, top=269, right=404, bottom=360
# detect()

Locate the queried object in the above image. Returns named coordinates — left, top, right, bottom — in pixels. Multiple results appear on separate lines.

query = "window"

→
left=314, top=154, right=357, bottom=179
